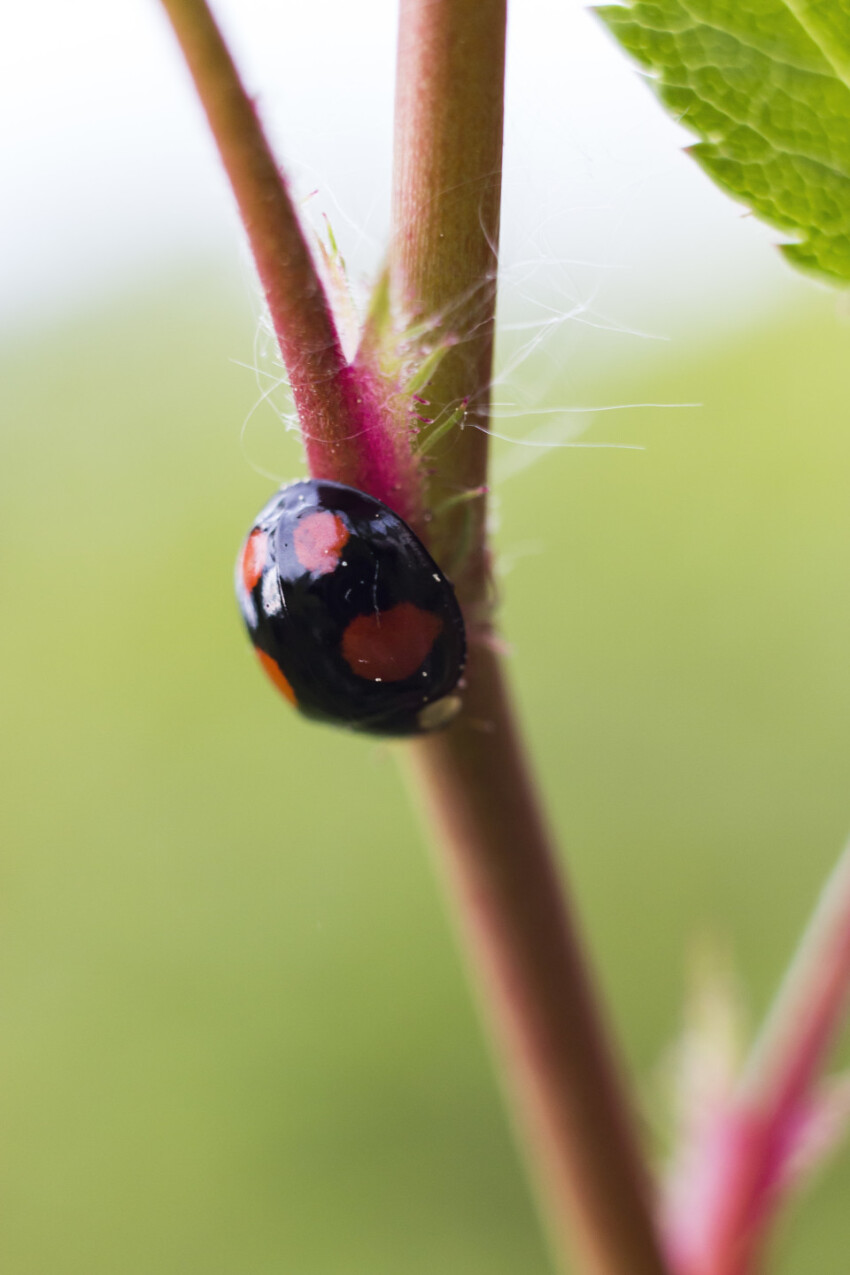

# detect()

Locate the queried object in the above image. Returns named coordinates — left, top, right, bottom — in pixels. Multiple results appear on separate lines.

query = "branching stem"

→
left=162, top=2, right=673, bottom=1272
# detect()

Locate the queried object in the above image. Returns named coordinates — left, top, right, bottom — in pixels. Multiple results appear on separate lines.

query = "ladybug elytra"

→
left=236, top=480, right=466, bottom=735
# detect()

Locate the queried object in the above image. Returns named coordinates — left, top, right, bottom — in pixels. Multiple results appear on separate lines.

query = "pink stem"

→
left=159, top=0, right=418, bottom=515
left=669, top=842, right=850, bottom=1275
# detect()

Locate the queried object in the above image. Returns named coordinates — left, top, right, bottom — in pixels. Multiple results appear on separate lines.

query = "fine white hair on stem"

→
left=490, top=401, right=702, bottom=416
left=231, top=341, right=299, bottom=482
left=494, top=538, right=547, bottom=575
left=294, top=163, right=386, bottom=261
left=229, top=184, right=698, bottom=493
left=488, top=401, right=700, bottom=484
left=469, top=421, right=646, bottom=449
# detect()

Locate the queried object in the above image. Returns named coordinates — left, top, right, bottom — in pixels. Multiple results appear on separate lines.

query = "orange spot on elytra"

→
left=257, top=649, right=297, bottom=706
left=341, top=603, right=443, bottom=682
left=293, top=511, right=350, bottom=575
left=241, top=529, right=268, bottom=593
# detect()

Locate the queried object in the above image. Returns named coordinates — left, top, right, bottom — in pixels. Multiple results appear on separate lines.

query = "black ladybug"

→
left=236, top=480, right=466, bottom=735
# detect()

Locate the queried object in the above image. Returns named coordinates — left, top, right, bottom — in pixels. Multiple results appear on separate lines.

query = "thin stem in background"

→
left=390, top=2, right=670, bottom=1272
left=674, top=840, right=850, bottom=1275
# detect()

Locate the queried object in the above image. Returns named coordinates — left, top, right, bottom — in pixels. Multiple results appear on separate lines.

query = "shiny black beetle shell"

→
left=236, top=480, right=466, bottom=736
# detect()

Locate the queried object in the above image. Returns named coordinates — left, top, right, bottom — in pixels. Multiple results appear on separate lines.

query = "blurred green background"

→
left=3, top=275, right=850, bottom=1274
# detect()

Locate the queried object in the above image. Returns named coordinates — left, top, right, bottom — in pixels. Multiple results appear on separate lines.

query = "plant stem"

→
left=390, top=3, right=669, bottom=1271
left=389, top=0, right=504, bottom=613
left=164, top=2, right=670, bottom=1269
left=743, top=838, right=850, bottom=1130
left=690, top=840, right=850, bottom=1275
left=159, top=0, right=413, bottom=506
left=408, top=646, right=669, bottom=1275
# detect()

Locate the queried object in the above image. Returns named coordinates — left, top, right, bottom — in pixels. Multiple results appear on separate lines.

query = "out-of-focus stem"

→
left=743, top=840, right=850, bottom=1125
left=689, top=841, right=850, bottom=1275
left=409, top=645, right=671, bottom=1275
left=159, top=0, right=410, bottom=504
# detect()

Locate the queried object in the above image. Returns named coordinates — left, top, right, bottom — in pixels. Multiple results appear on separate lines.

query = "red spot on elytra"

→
left=241, top=529, right=268, bottom=593
left=293, top=511, right=350, bottom=575
left=341, top=603, right=443, bottom=682
left=257, top=649, right=297, bottom=706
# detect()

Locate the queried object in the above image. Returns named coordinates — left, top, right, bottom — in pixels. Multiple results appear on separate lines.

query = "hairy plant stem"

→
left=159, top=0, right=414, bottom=508
left=389, top=0, right=504, bottom=615
left=391, top=2, right=669, bottom=1273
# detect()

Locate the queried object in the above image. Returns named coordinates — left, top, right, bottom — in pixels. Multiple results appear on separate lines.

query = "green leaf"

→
left=596, top=0, right=850, bottom=285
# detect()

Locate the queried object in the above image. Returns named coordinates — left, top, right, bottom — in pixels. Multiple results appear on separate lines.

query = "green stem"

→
left=390, top=7, right=670, bottom=1271
left=389, top=0, right=505, bottom=615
